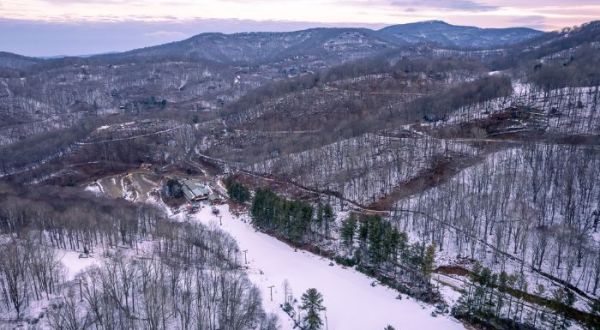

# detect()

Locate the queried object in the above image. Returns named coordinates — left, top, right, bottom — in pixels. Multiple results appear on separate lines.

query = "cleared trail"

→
left=192, top=204, right=465, bottom=330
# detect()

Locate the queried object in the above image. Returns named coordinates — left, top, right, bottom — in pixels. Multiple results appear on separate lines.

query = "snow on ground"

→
left=84, top=182, right=102, bottom=195
left=247, top=133, right=476, bottom=205
left=192, top=205, right=465, bottom=330
left=433, top=274, right=464, bottom=308
left=59, top=250, right=100, bottom=281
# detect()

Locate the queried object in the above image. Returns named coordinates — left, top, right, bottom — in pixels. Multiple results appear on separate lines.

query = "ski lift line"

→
left=76, top=124, right=186, bottom=145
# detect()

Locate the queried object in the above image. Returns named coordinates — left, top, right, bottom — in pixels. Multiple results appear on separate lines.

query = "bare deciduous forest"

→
left=1, top=18, right=600, bottom=330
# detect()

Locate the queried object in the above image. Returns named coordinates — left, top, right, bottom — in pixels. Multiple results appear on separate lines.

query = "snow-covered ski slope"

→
left=193, top=205, right=464, bottom=330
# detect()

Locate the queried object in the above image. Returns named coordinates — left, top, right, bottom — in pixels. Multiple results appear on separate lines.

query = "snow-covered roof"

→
left=180, top=178, right=211, bottom=201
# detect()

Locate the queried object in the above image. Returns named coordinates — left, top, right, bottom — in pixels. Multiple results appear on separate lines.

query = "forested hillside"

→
left=1, top=19, right=599, bottom=330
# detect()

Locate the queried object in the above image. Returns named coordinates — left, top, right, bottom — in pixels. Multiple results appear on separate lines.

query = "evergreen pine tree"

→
left=421, top=244, right=436, bottom=280
left=340, top=215, right=357, bottom=249
left=322, top=204, right=333, bottom=237
left=226, top=179, right=250, bottom=203
left=367, top=216, right=384, bottom=265
left=316, top=203, right=324, bottom=230
left=300, top=288, right=326, bottom=330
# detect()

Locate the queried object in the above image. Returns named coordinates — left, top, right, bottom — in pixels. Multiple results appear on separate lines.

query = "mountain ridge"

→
left=86, top=21, right=541, bottom=65
left=379, top=20, right=541, bottom=49
left=0, top=20, right=542, bottom=66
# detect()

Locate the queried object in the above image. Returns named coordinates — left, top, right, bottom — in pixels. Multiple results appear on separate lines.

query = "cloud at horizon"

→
left=0, top=0, right=598, bottom=57
left=0, top=18, right=387, bottom=57
left=390, top=0, right=498, bottom=12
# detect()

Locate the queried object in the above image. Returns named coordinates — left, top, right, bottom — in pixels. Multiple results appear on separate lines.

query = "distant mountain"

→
left=93, top=21, right=541, bottom=65
left=0, top=20, right=548, bottom=145
left=378, top=20, right=542, bottom=49
left=98, top=28, right=394, bottom=64
left=0, top=52, right=43, bottom=70
left=0, top=21, right=543, bottom=68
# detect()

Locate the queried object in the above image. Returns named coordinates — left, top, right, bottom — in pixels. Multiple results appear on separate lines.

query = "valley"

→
left=1, top=18, right=600, bottom=330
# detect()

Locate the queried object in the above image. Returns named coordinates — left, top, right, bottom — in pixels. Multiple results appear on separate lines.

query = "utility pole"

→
left=76, top=279, right=83, bottom=301
left=243, top=249, right=248, bottom=264
left=268, top=285, right=275, bottom=301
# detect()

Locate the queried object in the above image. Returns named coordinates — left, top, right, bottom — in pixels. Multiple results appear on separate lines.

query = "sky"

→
left=1, top=0, right=598, bottom=57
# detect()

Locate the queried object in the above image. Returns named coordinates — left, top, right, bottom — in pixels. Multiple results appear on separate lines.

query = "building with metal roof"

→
left=180, top=178, right=212, bottom=202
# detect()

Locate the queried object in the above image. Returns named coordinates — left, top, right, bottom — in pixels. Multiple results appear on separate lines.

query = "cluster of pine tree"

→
left=250, top=189, right=438, bottom=301
left=226, top=178, right=251, bottom=203
left=451, top=263, right=600, bottom=329
left=251, top=188, right=333, bottom=243
left=339, top=214, right=437, bottom=298
left=356, top=215, right=405, bottom=266
left=452, top=265, right=530, bottom=328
